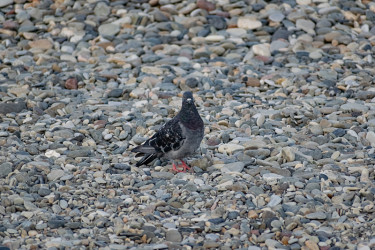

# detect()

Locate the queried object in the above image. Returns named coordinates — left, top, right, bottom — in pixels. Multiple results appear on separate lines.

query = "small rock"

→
left=218, top=144, right=244, bottom=155
left=196, top=0, right=215, bottom=11
left=0, top=0, right=13, bottom=7
left=268, top=195, right=282, bottom=207
left=306, top=212, right=327, bottom=220
left=0, top=102, right=26, bottom=114
left=242, top=76, right=260, bottom=87
left=48, top=219, right=65, bottom=229
left=47, top=169, right=65, bottom=181
left=151, top=172, right=174, bottom=180
left=166, top=229, right=182, bottom=242
left=305, top=240, right=319, bottom=250
left=282, top=147, right=295, bottom=162
left=98, top=23, right=120, bottom=37
left=238, top=16, right=262, bottom=30
left=108, top=88, right=123, bottom=98
left=29, top=39, right=53, bottom=50
left=0, top=162, right=12, bottom=178
left=252, top=43, right=271, bottom=57
left=221, top=162, right=244, bottom=173
left=65, top=78, right=78, bottom=90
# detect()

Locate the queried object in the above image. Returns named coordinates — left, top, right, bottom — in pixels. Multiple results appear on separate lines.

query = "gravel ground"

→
left=1, top=0, right=375, bottom=249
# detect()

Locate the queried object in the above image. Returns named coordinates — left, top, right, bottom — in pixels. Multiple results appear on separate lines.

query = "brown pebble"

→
left=65, top=78, right=78, bottom=90
left=242, top=76, right=260, bottom=87
left=52, top=63, right=61, bottom=72
left=3, top=20, right=18, bottom=30
left=305, top=240, right=319, bottom=250
left=248, top=210, right=258, bottom=219
left=197, top=0, right=215, bottom=11
left=149, top=0, right=158, bottom=6
left=94, top=120, right=107, bottom=129
left=29, top=39, right=53, bottom=50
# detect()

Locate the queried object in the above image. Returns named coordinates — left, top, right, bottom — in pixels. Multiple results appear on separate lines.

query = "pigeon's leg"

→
left=180, top=160, right=192, bottom=172
left=172, top=161, right=182, bottom=172
left=172, top=160, right=191, bottom=172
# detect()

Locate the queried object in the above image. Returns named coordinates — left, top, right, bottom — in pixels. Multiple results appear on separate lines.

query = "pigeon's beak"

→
left=186, top=98, right=192, bottom=102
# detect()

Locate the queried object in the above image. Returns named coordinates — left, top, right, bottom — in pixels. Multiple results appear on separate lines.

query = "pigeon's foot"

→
left=172, top=160, right=192, bottom=173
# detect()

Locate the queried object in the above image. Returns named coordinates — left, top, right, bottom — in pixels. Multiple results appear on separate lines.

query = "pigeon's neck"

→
left=179, top=105, right=202, bottom=130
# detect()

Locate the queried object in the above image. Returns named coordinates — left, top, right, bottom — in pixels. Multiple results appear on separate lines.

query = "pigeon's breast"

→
left=166, top=124, right=203, bottom=160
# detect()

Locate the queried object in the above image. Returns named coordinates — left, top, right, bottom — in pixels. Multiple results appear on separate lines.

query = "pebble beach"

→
left=1, top=0, right=375, bottom=249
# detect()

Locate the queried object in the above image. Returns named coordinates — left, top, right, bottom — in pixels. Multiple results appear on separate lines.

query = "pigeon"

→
left=131, top=91, right=204, bottom=172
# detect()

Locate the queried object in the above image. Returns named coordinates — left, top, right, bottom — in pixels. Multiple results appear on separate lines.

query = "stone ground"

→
left=1, top=0, right=375, bottom=249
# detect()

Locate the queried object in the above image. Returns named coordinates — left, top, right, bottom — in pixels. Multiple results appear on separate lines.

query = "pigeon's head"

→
left=182, top=91, right=194, bottom=105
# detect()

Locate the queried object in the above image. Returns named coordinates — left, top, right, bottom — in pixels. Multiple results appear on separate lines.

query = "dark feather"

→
left=135, top=153, right=158, bottom=167
left=131, top=144, right=156, bottom=154
left=145, top=118, right=185, bottom=154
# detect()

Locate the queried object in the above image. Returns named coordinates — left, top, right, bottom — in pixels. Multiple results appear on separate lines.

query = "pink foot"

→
left=172, top=160, right=193, bottom=173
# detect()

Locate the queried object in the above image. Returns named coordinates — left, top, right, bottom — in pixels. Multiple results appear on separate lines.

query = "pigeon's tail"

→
left=135, top=153, right=158, bottom=167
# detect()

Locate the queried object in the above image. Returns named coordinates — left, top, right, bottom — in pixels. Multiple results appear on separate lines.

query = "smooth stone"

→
left=94, top=2, right=110, bottom=17
left=0, top=102, right=26, bottom=114
left=205, top=233, right=220, bottom=241
left=66, top=149, right=91, bottom=158
left=221, top=162, right=245, bottom=173
left=269, top=11, right=285, bottom=22
left=48, top=220, right=65, bottom=229
left=47, top=169, right=65, bottom=181
left=0, top=0, right=13, bottom=7
left=341, top=103, right=368, bottom=113
left=166, top=229, right=182, bottom=242
left=218, top=144, right=244, bottom=155
left=98, top=23, right=120, bottom=37
left=237, top=16, right=262, bottom=30
left=38, top=188, right=51, bottom=197
left=268, top=195, right=282, bottom=207
left=252, top=43, right=271, bottom=57
left=366, top=131, right=375, bottom=146
left=306, top=212, right=327, bottom=220
left=262, top=173, right=284, bottom=182
left=0, top=162, right=12, bottom=178
left=151, top=172, right=174, bottom=180
left=107, top=89, right=123, bottom=98
left=270, top=40, right=289, bottom=53
left=226, top=28, right=247, bottom=37
left=296, top=19, right=315, bottom=34
left=282, top=147, right=295, bottom=162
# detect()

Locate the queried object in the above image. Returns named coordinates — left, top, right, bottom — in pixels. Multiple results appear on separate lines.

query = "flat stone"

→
left=29, top=39, right=53, bottom=50
left=98, top=23, right=120, bottom=37
left=0, top=0, right=13, bottom=8
left=341, top=103, right=368, bottom=113
left=0, top=102, right=26, bottom=114
left=151, top=172, right=174, bottom=180
left=268, top=195, right=282, bottom=207
left=269, top=11, right=285, bottom=22
left=252, top=43, right=271, bottom=57
left=282, top=147, right=295, bottom=162
left=306, top=212, right=327, bottom=220
left=296, top=19, right=315, bottom=34
left=218, top=144, right=244, bottom=155
left=221, top=162, right=244, bottom=173
left=165, top=229, right=182, bottom=242
left=237, top=16, right=262, bottom=30
left=0, top=162, right=13, bottom=178
left=47, top=169, right=65, bottom=181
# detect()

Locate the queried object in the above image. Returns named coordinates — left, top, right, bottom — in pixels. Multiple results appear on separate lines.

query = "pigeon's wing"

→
left=131, top=117, right=186, bottom=155
left=147, top=118, right=186, bottom=154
